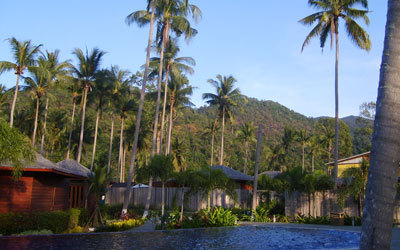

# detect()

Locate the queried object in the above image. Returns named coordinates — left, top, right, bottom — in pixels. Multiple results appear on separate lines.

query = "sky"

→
left=0, top=1, right=388, bottom=118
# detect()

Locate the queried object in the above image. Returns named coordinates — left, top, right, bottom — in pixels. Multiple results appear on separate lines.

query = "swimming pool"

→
left=0, top=225, right=360, bottom=249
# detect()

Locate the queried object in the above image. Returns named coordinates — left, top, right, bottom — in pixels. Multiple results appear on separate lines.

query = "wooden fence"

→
left=105, top=187, right=252, bottom=211
left=285, top=191, right=400, bottom=223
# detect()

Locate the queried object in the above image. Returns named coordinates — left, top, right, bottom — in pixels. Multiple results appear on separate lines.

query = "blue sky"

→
left=0, top=1, right=388, bottom=118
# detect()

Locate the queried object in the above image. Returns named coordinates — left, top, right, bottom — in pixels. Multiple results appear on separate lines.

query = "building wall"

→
left=0, top=171, right=70, bottom=213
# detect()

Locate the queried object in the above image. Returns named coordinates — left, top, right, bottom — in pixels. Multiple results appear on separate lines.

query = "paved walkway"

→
left=128, top=220, right=156, bottom=232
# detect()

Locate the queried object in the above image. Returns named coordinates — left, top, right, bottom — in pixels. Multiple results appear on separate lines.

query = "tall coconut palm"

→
left=154, top=0, right=200, bottom=155
left=72, top=47, right=105, bottom=163
left=66, top=79, right=80, bottom=159
left=150, top=38, right=196, bottom=153
left=203, top=75, right=242, bottom=165
left=123, top=0, right=157, bottom=215
left=165, top=74, right=193, bottom=154
left=360, top=1, right=400, bottom=248
left=235, top=121, right=256, bottom=174
left=89, top=70, right=112, bottom=170
left=107, top=66, right=132, bottom=175
left=0, top=38, right=42, bottom=127
left=203, top=118, right=219, bottom=166
left=23, top=64, right=50, bottom=146
left=116, top=87, right=135, bottom=182
left=296, top=129, right=310, bottom=172
left=300, top=0, right=371, bottom=187
left=38, top=50, right=72, bottom=154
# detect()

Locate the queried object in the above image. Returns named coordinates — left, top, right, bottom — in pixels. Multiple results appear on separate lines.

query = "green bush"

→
left=253, top=207, right=271, bottom=222
left=0, top=209, right=87, bottom=236
left=344, top=215, right=362, bottom=226
left=95, top=218, right=144, bottom=232
left=99, top=204, right=143, bottom=220
left=296, top=215, right=331, bottom=225
left=230, top=208, right=252, bottom=221
left=207, top=207, right=237, bottom=227
left=13, top=229, right=53, bottom=236
left=63, top=226, right=85, bottom=234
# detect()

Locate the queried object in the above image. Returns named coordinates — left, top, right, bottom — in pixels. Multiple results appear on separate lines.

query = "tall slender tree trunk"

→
left=77, top=86, right=89, bottom=163
left=32, top=97, right=40, bottom=146
left=119, top=116, right=125, bottom=183
left=210, top=128, right=215, bottom=166
left=159, top=45, right=169, bottom=153
left=90, top=108, right=100, bottom=170
left=107, top=111, right=114, bottom=174
left=244, top=141, right=249, bottom=174
left=123, top=0, right=156, bottom=215
left=40, top=98, right=49, bottom=154
left=252, top=125, right=262, bottom=213
left=161, top=182, right=165, bottom=216
left=166, top=100, right=174, bottom=154
left=67, top=99, right=77, bottom=159
left=302, top=144, right=305, bottom=172
left=152, top=21, right=169, bottom=156
left=180, top=185, right=185, bottom=222
left=311, top=154, right=315, bottom=173
left=9, top=74, right=20, bottom=127
left=333, top=29, right=340, bottom=189
left=360, top=1, right=400, bottom=248
left=220, top=109, right=225, bottom=165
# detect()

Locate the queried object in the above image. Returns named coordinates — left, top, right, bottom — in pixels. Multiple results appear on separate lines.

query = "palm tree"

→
left=154, top=0, right=201, bottom=153
left=296, top=129, right=310, bottom=172
left=66, top=79, right=80, bottom=159
left=235, top=122, right=256, bottom=174
left=23, top=64, right=49, bottom=146
left=38, top=50, right=72, bottom=154
left=151, top=38, right=195, bottom=154
left=107, top=66, right=132, bottom=175
left=0, top=38, right=42, bottom=127
left=360, top=1, right=400, bottom=248
left=203, top=75, right=242, bottom=165
left=308, top=135, right=322, bottom=173
left=165, top=74, right=193, bottom=154
left=300, top=0, right=371, bottom=187
left=72, top=47, right=105, bottom=163
left=89, top=70, right=112, bottom=170
left=203, top=118, right=219, bottom=166
left=123, top=0, right=157, bottom=215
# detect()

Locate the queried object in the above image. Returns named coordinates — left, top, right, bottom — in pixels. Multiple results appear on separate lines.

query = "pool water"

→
left=0, top=226, right=360, bottom=249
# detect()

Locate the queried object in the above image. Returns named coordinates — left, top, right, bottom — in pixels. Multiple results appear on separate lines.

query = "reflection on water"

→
left=0, top=226, right=360, bottom=250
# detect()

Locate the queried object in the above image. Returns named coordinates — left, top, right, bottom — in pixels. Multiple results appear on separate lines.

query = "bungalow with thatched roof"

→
left=211, top=165, right=253, bottom=190
left=0, top=154, right=91, bottom=213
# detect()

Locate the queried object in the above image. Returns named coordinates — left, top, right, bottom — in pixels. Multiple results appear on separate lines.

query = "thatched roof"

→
left=211, top=165, right=253, bottom=182
left=260, top=171, right=281, bottom=179
left=56, top=159, right=91, bottom=178
left=0, top=154, right=90, bottom=179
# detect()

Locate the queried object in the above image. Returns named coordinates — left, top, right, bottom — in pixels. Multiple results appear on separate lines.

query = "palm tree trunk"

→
left=211, top=128, right=215, bottom=166
left=207, top=191, right=211, bottom=211
left=119, top=116, right=125, bottom=183
left=159, top=54, right=171, bottom=154
left=244, top=141, right=249, bottom=174
left=360, top=2, right=400, bottom=248
left=180, top=185, right=185, bottom=222
left=152, top=21, right=169, bottom=156
left=67, top=99, right=77, bottom=159
left=311, top=155, right=315, bottom=173
left=220, top=109, right=225, bottom=165
left=107, top=111, right=114, bottom=174
left=333, top=30, right=339, bottom=189
left=90, top=108, right=100, bottom=170
left=40, top=98, right=49, bottom=154
left=302, top=144, right=305, bottom=172
left=166, top=100, right=174, bottom=154
left=9, top=73, right=20, bottom=127
left=252, top=124, right=262, bottom=212
left=32, top=97, right=40, bottom=146
left=161, top=182, right=165, bottom=216
left=77, top=86, right=89, bottom=163
left=123, top=0, right=156, bottom=215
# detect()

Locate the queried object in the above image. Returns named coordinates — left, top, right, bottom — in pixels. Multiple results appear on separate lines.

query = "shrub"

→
left=207, top=207, right=237, bottom=227
left=13, top=229, right=53, bottom=236
left=0, top=209, right=87, bottom=236
left=230, top=208, right=252, bottom=221
left=344, top=215, right=362, bottom=226
left=99, top=204, right=143, bottom=220
left=253, top=207, right=271, bottom=223
left=95, top=218, right=144, bottom=232
left=296, top=214, right=330, bottom=225
left=63, top=226, right=85, bottom=234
